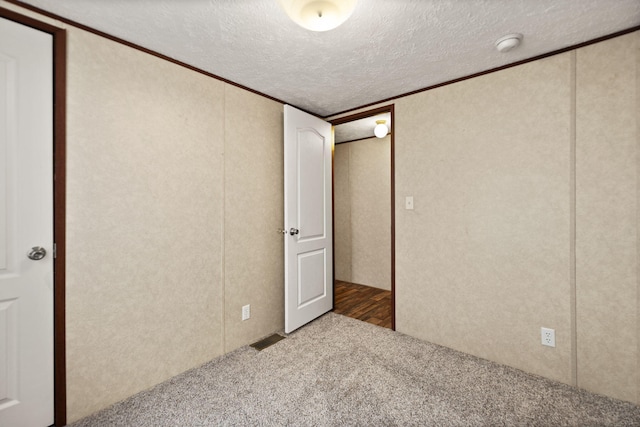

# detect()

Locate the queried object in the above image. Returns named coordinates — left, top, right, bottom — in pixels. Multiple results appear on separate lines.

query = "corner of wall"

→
left=222, top=84, right=285, bottom=353
left=575, top=31, right=639, bottom=403
left=636, top=29, right=640, bottom=405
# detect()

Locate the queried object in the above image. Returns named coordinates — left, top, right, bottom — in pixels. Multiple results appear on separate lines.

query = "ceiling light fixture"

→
left=495, top=33, right=523, bottom=53
left=278, top=0, right=358, bottom=32
left=374, top=120, right=388, bottom=138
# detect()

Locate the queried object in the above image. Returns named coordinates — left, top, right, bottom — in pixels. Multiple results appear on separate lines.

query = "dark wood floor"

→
left=333, top=280, right=392, bottom=329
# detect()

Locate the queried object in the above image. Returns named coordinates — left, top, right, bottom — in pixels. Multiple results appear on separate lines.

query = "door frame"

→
left=0, top=7, right=67, bottom=426
left=330, top=104, right=395, bottom=330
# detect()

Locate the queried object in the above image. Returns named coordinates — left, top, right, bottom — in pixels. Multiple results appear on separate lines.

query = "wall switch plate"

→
left=541, top=327, right=555, bottom=347
left=242, top=304, right=251, bottom=321
left=405, top=196, right=414, bottom=210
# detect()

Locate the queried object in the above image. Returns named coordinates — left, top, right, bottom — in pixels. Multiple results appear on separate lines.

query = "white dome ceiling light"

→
left=374, top=120, right=388, bottom=138
left=495, top=33, right=523, bottom=53
left=278, top=0, right=358, bottom=32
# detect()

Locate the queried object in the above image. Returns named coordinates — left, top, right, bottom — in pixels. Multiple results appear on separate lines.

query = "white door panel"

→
left=0, top=17, right=54, bottom=427
left=297, top=129, right=326, bottom=239
left=284, top=105, right=333, bottom=333
left=297, top=249, right=326, bottom=306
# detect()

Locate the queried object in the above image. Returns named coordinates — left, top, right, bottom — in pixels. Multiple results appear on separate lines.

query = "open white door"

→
left=0, top=17, right=54, bottom=427
left=284, top=105, right=333, bottom=333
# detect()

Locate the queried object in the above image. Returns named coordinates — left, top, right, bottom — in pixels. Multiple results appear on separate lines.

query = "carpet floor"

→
left=70, top=313, right=640, bottom=426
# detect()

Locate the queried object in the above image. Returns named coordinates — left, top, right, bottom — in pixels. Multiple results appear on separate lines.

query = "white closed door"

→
left=284, top=105, right=333, bottom=333
left=0, top=17, right=54, bottom=427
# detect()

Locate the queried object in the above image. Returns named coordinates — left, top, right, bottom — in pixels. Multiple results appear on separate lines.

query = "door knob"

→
left=27, top=246, right=47, bottom=261
left=289, top=228, right=299, bottom=236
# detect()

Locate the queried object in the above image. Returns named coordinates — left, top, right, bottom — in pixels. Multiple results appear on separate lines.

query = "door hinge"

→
left=53, top=243, right=57, bottom=259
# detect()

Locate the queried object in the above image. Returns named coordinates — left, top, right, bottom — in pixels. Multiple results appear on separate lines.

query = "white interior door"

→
left=284, top=105, right=333, bottom=333
left=0, top=17, right=54, bottom=427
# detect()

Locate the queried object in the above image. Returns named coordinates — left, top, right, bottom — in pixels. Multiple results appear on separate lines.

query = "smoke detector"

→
left=495, top=33, right=523, bottom=53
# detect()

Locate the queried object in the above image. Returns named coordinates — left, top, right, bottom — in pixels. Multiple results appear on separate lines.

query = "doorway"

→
left=331, top=105, right=395, bottom=330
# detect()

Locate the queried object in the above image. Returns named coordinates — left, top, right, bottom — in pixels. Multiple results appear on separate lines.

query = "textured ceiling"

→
left=11, top=0, right=640, bottom=116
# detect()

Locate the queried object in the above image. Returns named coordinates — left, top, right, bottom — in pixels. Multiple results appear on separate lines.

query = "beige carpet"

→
left=71, top=313, right=640, bottom=426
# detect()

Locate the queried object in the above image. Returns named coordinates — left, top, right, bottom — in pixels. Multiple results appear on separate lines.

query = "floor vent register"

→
left=250, top=334, right=286, bottom=351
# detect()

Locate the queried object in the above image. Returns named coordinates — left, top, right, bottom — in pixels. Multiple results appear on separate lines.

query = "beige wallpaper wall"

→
left=575, top=32, right=639, bottom=402
left=223, top=84, right=284, bottom=352
left=334, top=144, right=352, bottom=281
left=66, top=29, right=227, bottom=421
left=395, top=53, right=574, bottom=385
left=394, top=32, right=639, bottom=403
left=1, top=2, right=286, bottom=422
left=334, top=137, right=391, bottom=290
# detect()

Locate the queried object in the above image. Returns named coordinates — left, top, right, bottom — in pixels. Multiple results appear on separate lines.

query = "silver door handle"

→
left=289, top=228, right=299, bottom=236
left=27, top=246, right=47, bottom=261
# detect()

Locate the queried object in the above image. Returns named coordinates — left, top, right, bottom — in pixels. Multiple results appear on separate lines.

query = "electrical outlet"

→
left=541, top=327, right=555, bottom=347
left=242, top=304, right=251, bottom=321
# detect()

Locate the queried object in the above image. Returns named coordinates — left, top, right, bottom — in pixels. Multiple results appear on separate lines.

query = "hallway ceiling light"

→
left=278, top=0, right=358, bottom=32
left=374, top=120, right=388, bottom=138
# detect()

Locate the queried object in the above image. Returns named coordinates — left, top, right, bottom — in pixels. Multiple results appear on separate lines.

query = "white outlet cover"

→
left=541, top=327, right=555, bottom=347
left=242, top=304, right=251, bottom=321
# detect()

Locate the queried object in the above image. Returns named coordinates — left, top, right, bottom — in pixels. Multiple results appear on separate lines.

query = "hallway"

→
left=333, top=280, right=392, bottom=329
